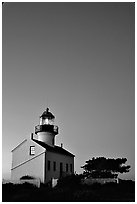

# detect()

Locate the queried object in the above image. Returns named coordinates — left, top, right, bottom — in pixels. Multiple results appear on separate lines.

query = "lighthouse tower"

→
left=35, top=108, right=58, bottom=146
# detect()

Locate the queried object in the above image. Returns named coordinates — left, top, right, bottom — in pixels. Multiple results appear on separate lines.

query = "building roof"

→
left=40, top=108, right=55, bottom=119
left=32, top=138, right=75, bottom=157
left=11, top=139, right=27, bottom=152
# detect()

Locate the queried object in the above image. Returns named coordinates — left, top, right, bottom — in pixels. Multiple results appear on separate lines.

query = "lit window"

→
left=30, top=146, right=35, bottom=155
left=45, top=118, right=49, bottom=124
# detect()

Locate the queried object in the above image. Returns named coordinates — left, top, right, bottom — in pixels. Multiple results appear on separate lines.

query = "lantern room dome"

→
left=40, top=108, right=55, bottom=119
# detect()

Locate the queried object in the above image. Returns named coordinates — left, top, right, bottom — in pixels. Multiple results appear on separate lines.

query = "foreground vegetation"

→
left=2, top=175, right=135, bottom=202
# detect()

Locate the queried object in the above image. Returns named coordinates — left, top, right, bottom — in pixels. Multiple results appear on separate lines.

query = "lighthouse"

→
left=35, top=108, right=58, bottom=146
left=11, top=107, right=74, bottom=183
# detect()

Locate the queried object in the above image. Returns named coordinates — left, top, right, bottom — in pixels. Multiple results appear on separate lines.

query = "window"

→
left=66, top=163, right=68, bottom=172
left=30, top=146, right=35, bottom=155
left=45, top=118, right=49, bottom=124
left=53, top=161, right=56, bottom=171
left=60, top=162, right=63, bottom=177
left=54, top=126, right=58, bottom=132
left=48, top=160, right=50, bottom=171
left=70, top=164, right=72, bottom=172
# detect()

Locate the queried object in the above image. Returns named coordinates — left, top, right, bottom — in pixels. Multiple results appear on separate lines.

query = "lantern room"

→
left=39, top=108, right=55, bottom=125
left=35, top=107, right=58, bottom=144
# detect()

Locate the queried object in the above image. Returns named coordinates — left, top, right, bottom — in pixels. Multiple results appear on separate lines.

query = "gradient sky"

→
left=2, top=2, right=135, bottom=180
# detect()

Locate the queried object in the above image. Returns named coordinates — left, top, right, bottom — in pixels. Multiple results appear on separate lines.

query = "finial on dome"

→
left=40, top=107, right=55, bottom=119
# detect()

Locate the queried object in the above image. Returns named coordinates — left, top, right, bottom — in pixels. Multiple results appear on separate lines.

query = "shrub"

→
left=57, top=174, right=82, bottom=189
left=20, top=175, right=35, bottom=180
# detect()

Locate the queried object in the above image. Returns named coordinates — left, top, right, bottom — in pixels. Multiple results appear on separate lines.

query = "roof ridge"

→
left=32, top=139, right=75, bottom=157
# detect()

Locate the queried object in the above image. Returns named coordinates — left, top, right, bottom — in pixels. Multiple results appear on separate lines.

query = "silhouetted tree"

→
left=81, top=157, right=130, bottom=178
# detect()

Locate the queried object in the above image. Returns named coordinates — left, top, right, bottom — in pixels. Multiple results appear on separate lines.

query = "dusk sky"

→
left=2, top=2, right=135, bottom=180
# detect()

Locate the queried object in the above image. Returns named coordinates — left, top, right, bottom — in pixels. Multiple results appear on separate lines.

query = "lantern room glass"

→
left=40, top=117, right=54, bottom=125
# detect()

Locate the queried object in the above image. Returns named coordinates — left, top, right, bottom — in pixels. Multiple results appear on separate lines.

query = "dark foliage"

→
left=2, top=179, right=135, bottom=202
left=2, top=182, right=37, bottom=201
left=20, top=175, right=35, bottom=180
left=56, top=174, right=82, bottom=188
left=81, top=157, right=130, bottom=178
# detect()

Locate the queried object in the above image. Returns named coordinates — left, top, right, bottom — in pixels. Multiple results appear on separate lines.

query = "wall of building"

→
left=11, top=137, right=46, bottom=182
left=11, top=137, right=45, bottom=169
left=45, top=151, right=74, bottom=183
left=11, top=153, right=45, bottom=182
left=11, top=136, right=74, bottom=183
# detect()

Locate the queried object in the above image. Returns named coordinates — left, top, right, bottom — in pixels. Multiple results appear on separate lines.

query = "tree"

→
left=81, top=157, right=130, bottom=178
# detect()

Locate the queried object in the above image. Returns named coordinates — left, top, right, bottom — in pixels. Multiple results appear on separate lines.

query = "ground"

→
left=2, top=176, right=135, bottom=202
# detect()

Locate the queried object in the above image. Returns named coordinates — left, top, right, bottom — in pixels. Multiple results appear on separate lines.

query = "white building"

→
left=11, top=108, right=75, bottom=183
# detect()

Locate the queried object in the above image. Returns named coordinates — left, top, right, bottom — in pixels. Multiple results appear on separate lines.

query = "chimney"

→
left=61, top=143, right=63, bottom=148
